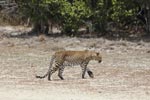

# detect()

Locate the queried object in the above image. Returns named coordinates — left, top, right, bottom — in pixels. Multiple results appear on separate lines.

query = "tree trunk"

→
left=146, top=8, right=150, bottom=34
left=31, top=21, right=49, bottom=35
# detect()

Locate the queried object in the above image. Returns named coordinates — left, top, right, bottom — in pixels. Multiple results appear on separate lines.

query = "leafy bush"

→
left=16, top=0, right=150, bottom=35
left=60, top=0, right=91, bottom=35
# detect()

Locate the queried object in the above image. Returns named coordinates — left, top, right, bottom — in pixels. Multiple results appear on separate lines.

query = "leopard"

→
left=36, top=50, right=102, bottom=81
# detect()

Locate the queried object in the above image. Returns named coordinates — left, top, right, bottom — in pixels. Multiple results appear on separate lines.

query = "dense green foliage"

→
left=16, top=0, right=150, bottom=36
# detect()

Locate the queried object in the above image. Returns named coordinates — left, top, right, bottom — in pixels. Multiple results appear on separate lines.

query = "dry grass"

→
left=0, top=26, right=150, bottom=100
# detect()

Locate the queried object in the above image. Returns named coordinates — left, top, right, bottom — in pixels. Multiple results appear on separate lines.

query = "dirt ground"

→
left=0, top=26, right=150, bottom=100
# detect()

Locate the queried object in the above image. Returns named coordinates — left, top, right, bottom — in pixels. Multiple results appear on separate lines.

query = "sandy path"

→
left=0, top=26, right=150, bottom=100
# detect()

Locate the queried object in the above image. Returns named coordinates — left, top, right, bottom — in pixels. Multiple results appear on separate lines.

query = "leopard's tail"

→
left=36, top=55, right=55, bottom=79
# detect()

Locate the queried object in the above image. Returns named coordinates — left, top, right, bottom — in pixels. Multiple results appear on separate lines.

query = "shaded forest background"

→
left=0, top=0, right=150, bottom=38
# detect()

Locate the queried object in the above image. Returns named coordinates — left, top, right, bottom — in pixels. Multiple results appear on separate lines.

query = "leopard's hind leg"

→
left=58, top=66, right=65, bottom=80
left=48, top=66, right=58, bottom=81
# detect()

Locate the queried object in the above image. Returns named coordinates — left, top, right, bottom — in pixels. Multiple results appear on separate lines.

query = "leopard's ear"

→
left=96, top=52, right=99, bottom=56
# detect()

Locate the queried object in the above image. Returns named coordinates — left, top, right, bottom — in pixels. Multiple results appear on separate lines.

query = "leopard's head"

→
left=91, top=52, right=102, bottom=63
